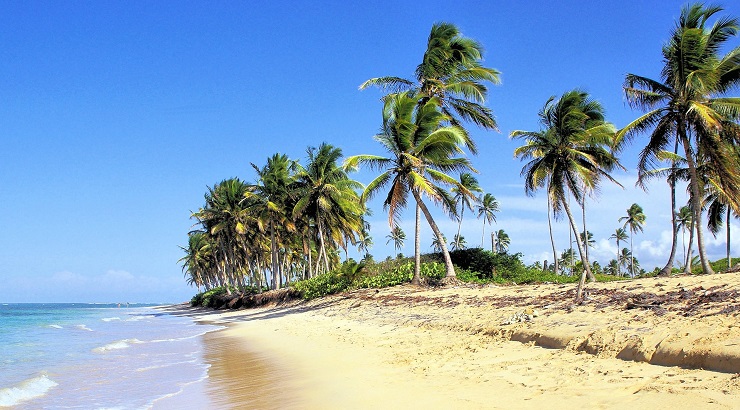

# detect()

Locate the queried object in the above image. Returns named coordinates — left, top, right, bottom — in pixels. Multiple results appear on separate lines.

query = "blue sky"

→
left=1, top=1, right=739, bottom=303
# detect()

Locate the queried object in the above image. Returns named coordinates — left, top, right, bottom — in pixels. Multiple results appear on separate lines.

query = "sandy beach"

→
left=158, top=272, right=740, bottom=409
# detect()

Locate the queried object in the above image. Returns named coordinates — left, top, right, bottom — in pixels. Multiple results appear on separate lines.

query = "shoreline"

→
left=158, top=272, right=740, bottom=408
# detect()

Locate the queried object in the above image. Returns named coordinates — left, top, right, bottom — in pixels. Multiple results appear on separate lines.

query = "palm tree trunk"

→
left=412, top=204, right=421, bottom=285
left=411, top=189, right=455, bottom=278
left=481, top=220, right=486, bottom=248
left=491, top=232, right=496, bottom=253
left=615, top=239, right=621, bottom=277
left=630, top=235, right=635, bottom=277
left=685, top=216, right=695, bottom=274
left=660, top=173, right=679, bottom=277
left=680, top=132, right=714, bottom=274
left=547, top=194, right=559, bottom=274
left=660, top=141, right=680, bottom=277
left=582, top=198, right=595, bottom=282
left=270, top=223, right=279, bottom=290
left=727, top=209, right=731, bottom=270
left=456, top=207, right=464, bottom=245
left=563, top=199, right=592, bottom=302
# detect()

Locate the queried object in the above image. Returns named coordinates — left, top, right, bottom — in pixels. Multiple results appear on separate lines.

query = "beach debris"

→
left=502, top=307, right=540, bottom=325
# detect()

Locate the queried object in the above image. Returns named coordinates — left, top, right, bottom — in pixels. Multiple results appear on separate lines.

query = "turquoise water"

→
left=0, top=303, right=222, bottom=409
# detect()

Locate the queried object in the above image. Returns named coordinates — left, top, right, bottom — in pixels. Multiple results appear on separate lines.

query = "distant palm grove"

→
left=181, top=4, right=740, bottom=303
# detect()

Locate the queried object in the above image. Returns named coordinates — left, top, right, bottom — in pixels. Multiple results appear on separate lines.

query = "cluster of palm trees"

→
left=182, top=4, right=739, bottom=299
left=180, top=144, right=367, bottom=292
left=618, top=4, right=740, bottom=276
left=512, top=4, right=740, bottom=299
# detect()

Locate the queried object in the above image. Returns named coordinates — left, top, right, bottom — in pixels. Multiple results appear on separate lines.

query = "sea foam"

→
left=93, top=339, right=141, bottom=353
left=0, top=374, right=58, bottom=407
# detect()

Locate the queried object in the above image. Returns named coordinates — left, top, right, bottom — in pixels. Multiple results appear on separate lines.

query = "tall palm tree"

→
left=293, top=143, right=365, bottom=276
left=494, top=229, right=510, bottom=253
left=676, top=205, right=694, bottom=270
left=245, top=154, right=297, bottom=290
left=386, top=226, right=406, bottom=254
left=345, top=92, right=474, bottom=280
left=476, top=193, right=499, bottom=248
left=609, top=228, right=629, bottom=277
left=618, top=3, right=740, bottom=275
left=360, top=22, right=501, bottom=140
left=620, top=203, right=646, bottom=278
left=192, top=178, right=254, bottom=294
left=452, top=173, right=482, bottom=243
left=512, top=89, right=622, bottom=301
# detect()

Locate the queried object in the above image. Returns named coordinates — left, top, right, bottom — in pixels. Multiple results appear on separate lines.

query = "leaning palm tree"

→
left=360, top=22, right=501, bottom=140
left=345, top=91, right=474, bottom=280
left=386, top=226, right=406, bottom=254
left=512, top=89, right=622, bottom=302
left=476, top=193, right=499, bottom=248
left=620, top=203, right=646, bottom=278
left=452, top=173, right=482, bottom=243
left=609, top=228, right=629, bottom=277
left=617, top=3, right=740, bottom=275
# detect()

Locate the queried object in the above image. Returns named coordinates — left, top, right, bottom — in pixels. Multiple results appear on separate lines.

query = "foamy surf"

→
left=48, top=324, right=63, bottom=329
left=75, top=324, right=93, bottom=331
left=0, top=374, right=58, bottom=407
left=101, top=317, right=121, bottom=322
left=93, top=338, right=141, bottom=353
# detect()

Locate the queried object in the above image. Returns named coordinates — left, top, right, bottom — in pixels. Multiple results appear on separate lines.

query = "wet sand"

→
left=159, top=272, right=740, bottom=409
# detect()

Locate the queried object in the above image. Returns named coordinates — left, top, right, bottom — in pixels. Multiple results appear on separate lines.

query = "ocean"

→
left=0, top=303, right=223, bottom=409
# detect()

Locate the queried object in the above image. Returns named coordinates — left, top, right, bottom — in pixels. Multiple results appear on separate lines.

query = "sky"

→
left=1, top=1, right=739, bottom=303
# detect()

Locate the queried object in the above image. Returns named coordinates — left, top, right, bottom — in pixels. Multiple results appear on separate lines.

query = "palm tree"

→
left=676, top=205, right=693, bottom=270
left=620, top=203, right=646, bottom=278
left=192, top=178, right=254, bottom=294
left=476, top=193, right=499, bottom=248
left=494, top=229, right=510, bottom=253
left=360, top=22, right=500, bottom=139
left=579, top=231, right=595, bottom=250
left=512, top=89, right=622, bottom=301
left=245, top=154, right=297, bottom=290
left=618, top=247, right=633, bottom=277
left=179, top=230, right=214, bottom=291
left=450, top=234, right=467, bottom=251
left=431, top=234, right=447, bottom=253
left=559, top=248, right=578, bottom=276
left=609, top=228, right=629, bottom=277
left=293, top=143, right=365, bottom=277
left=386, top=226, right=406, bottom=254
left=345, top=91, right=474, bottom=280
left=618, top=3, right=740, bottom=275
left=452, top=173, right=482, bottom=244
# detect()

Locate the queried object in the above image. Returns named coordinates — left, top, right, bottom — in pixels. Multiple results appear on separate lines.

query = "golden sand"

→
left=162, top=272, right=740, bottom=409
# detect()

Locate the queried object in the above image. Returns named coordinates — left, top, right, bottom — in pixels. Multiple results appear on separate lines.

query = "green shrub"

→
left=292, top=272, right=351, bottom=300
left=191, top=286, right=233, bottom=307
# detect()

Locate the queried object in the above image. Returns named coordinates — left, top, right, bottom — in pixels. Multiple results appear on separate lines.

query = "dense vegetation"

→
left=183, top=4, right=740, bottom=305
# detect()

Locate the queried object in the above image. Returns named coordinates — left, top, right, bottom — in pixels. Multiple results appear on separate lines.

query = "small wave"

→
left=75, top=324, right=93, bottom=332
left=48, top=324, right=63, bottom=329
left=93, top=339, right=141, bottom=353
left=125, top=316, right=148, bottom=322
left=135, top=359, right=197, bottom=372
left=0, top=373, right=58, bottom=407
left=101, top=317, right=121, bottom=322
